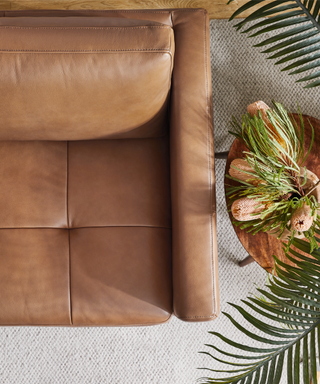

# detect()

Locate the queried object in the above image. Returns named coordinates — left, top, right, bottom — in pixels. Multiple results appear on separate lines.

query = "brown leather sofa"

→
left=0, top=8, right=219, bottom=326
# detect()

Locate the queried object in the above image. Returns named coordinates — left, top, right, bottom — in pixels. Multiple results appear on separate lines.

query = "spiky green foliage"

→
left=226, top=101, right=320, bottom=251
left=227, top=0, right=320, bottom=88
left=199, top=233, right=320, bottom=384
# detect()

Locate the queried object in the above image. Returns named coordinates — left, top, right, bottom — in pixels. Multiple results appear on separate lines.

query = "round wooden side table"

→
left=222, top=114, right=320, bottom=273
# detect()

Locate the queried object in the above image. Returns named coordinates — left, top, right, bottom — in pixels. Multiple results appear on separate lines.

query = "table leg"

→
left=239, top=255, right=255, bottom=267
left=215, top=151, right=229, bottom=159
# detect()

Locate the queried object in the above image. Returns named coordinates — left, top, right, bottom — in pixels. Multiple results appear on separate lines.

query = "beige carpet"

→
left=1, top=19, right=320, bottom=384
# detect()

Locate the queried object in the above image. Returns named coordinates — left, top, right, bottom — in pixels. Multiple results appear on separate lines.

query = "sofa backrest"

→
left=0, top=16, right=174, bottom=140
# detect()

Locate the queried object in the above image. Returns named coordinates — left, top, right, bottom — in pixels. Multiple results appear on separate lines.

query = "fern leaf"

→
left=199, top=235, right=320, bottom=383
left=227, top=0, right=320, bottom=87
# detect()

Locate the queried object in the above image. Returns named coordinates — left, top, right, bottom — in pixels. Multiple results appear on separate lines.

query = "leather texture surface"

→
left=0, top=229, right=70, bottom=325
left=0, top=141, right=68, bottom=228
left=170, top=10, right=219, bottom=322
left=68, top=137, right=171, bottom=229
left=70, top=227, right=172, bottom=326
left=0, top=17, right=174, bottom=140
left=0, top=9, right=218, bottom=326
left=4, top=9, right=173, bottom=26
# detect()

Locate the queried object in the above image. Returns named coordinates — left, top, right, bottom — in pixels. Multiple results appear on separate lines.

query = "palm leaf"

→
left=227, top=0, right=320, bottom=88
left=199, top=235, right=320, bottom=383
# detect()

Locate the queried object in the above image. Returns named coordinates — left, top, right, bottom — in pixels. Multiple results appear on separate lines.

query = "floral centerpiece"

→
left=226, top=101, right=320, bottom=251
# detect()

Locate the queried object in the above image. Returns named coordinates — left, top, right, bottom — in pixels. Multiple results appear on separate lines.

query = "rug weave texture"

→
left=1, top=19, right=320, bottom=384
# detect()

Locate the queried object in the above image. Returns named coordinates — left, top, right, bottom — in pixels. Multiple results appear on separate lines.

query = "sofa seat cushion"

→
left=68, top=137, right=171, bottom=228
left=0, top=17, right=174, bottom=140
left=70, top=227, right=172, bottom=326
left=0, top=137, right=172, bottom=326
left=0, top=141, right=68, bottom=228
left=0, top=229, right=71, bottom=325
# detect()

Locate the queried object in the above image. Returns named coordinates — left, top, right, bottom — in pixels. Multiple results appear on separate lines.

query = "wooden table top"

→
left=0, top=0, right=273, bottom=20
left=224, top=114, right=320, bottom=273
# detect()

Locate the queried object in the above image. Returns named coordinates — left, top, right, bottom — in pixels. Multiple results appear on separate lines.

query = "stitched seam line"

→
left=71, top=225, right=171, bottom=230
left=5, top=10, right=172, bottom=14
left=206, top=10, right=215, bottom=320
left=66, top=142, right=73, bottom=325
left=0, top=226, right=172, bottom=230
left=0, top=49, right=171, bottom=52
left=0, top=26, right=172, bottom=30
left=68, top=230, right=73, bottom=325
left=66, top=142, right=69, bottom=229
left=168, top=32, right=174, bottom=102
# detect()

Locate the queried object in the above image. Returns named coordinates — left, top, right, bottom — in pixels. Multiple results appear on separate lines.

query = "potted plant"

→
left=227, top=101, right=320, bottom=251
left=200, top=101, right=320, bottom=383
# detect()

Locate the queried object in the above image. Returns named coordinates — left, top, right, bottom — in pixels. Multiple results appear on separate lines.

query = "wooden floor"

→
left=0, top=0, right=273, bottom=19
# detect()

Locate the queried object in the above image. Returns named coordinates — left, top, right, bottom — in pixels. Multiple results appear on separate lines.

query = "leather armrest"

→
left=170, top=9, right=219, bottom=322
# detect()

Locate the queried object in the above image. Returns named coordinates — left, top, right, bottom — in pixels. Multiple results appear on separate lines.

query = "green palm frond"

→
left=199, top=232, right=320, bottom=383
left=227, top=0, right=320, bottom=88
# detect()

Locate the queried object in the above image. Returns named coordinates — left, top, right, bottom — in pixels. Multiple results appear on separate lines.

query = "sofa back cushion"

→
left=0, top=17, right=174, bottom=140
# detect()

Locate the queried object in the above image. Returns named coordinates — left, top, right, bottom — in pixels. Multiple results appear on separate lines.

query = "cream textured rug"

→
left=1, top=20, right=320, bottom=384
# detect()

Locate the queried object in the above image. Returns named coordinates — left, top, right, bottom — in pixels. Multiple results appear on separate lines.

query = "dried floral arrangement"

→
left=226, top=101, right=320, bottom=251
